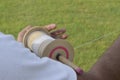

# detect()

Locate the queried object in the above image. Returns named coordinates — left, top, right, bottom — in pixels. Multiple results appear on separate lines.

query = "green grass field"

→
left=0, top=0, right=120, bottom=71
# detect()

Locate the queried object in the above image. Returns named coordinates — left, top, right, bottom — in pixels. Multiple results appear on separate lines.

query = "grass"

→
left=0, top=0, right=120, bottom=71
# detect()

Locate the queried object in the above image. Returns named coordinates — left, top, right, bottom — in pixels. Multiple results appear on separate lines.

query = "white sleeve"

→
left=0, top=33, right=77, bottom=80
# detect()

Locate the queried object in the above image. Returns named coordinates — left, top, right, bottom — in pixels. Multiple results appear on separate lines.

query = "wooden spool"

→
left=23, top=27, right=83, bottom=75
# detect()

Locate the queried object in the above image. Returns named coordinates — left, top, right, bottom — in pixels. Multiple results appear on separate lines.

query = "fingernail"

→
left=62, top=35, right=68, bottom=39
left=50, top=24, right=56, bottom=28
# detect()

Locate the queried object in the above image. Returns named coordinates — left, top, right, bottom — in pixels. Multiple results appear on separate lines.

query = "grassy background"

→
left=0, top=0, right=120, bottom=71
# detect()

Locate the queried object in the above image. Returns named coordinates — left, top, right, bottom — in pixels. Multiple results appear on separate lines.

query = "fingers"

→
left=44, top=24, right=56, bottom=31
left=52, top=34, right=68, bottom=39
left=17, top=24, right=68, bottom=43
left=17, top=25, right=32, bottom=42
left=50, top=29, right=68, bottom=39
left=51, top=29, right=66, bottom=35
left=43, top=24, right=68, bottom=39
left=61, top=34, right=68, bottom=39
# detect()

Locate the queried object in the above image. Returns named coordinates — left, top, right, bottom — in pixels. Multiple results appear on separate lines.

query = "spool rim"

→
left=40, top=39, right=74, bottom=62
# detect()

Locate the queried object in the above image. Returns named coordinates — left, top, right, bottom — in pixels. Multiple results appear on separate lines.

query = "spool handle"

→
left=56, top=54, right=84, bottom=75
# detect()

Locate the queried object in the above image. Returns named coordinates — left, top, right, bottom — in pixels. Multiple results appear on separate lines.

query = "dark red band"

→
left=49, top=46, right=69, bottom=59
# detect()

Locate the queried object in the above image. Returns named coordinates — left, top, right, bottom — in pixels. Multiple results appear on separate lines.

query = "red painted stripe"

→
left=49, top=46, right=69, bottom=59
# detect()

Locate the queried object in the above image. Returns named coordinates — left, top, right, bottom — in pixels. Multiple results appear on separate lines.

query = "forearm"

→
left=77, top=36, right=120, bottom=80
left=89, top=36, right=120, bottom=80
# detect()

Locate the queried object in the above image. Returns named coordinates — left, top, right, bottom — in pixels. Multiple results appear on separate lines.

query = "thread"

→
left=75, top=29, right=120, bottom=49
left=29, top=31, right=55, bottom=56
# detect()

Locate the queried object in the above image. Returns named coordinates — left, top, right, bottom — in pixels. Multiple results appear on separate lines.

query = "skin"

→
left=18, top=24, right=120, bottom=80
left=77, top=36, right=120, bottom=80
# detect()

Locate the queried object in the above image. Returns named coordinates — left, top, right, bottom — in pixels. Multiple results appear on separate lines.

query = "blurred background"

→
left=0, top=0, right=120, bottom=71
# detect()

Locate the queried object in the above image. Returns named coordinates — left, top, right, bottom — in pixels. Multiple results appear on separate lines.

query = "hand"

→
left=17, top=24, right=68, bottom=42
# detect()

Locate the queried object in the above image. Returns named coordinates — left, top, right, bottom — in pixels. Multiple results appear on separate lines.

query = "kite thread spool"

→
left=24, top=28, right=74, bottom=61
left=23, top=27, right=83, bottom=75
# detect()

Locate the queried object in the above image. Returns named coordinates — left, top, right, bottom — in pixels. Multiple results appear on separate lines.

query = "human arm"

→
left=77, top=36, right=120, bottom=80
left=88, top=36, right=120, bottom=80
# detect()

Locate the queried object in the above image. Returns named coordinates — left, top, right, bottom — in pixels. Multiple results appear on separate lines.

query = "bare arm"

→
left=78, top=36, right=120, bottom=80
